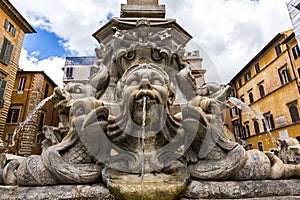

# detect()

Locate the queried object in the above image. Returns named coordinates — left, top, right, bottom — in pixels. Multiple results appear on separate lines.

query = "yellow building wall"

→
left=0, top=8, right=26, bottom=138
left=3, top=72, right=58, bottom=155
left=247, top=123, right=300, bottom=150
left=231, top=31, right=300, bottom=151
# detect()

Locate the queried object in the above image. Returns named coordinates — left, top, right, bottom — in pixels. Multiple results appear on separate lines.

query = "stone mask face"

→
left=116, top=65, right=173, bottom=129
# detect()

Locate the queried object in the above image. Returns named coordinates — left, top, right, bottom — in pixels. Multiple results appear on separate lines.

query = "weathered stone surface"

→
left=232, top=149, right=271, bottom=180
left=0, top=184, right=114, bottom=200
left=184, top=179, right=300, bottom=199
left=102, top=167, right=189, bottom=200
left=0, top=180, right=300, bottom=199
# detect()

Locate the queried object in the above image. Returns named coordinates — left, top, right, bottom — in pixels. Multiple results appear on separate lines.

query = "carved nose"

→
left=140, top=78, right=151, bottom=89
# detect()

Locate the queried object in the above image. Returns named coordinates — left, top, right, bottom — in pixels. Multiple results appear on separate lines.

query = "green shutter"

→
left=4, top=43, right=13, bottom=65
left=4, top=19, right=9, bottom=29
left=0, top=38, right=8, bottom=60
left=12, top=27, right=16, bottom=37
left=0, top=79, right=6, bottom=100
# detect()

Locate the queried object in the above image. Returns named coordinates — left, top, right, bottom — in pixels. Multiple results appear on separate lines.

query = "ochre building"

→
left=0, top=0, right=35, bottom=138
left=3, top=71, right=58, bottom=156
left=228, top=29, right=300, bottom=151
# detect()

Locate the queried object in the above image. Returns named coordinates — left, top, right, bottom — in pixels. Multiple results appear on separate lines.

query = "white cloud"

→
left=11, top=0, right=293, bottom=85
left=19, top=49, right=65, bottom=88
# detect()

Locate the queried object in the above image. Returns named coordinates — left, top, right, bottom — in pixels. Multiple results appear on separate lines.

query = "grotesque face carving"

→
left=116, top=64, right=175, bottom=129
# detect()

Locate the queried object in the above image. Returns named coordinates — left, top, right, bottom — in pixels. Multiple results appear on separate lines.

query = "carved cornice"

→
left=0, top=0, right=36, bottom=34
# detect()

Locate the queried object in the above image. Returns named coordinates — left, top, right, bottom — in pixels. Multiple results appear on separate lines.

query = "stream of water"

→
left=141, top=96, right=147, bottom=200
left=228, top=97, right=277, bottom=146
left=9, top=94, right=55, bottom=148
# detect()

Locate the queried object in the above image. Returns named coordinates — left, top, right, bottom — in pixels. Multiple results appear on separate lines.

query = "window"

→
left=0, top=78, right=7, bottom=107
left=258, top=142, right=264, bottom=151
left=6, top=133, right=13, bottom=142
left=240, top=95, right=245, bottom=103
left=234, top=124, right=241, bottom=138
left=296, top=2, right=300, bottom=10
left=0, top=37, right=14, bottom=65
left=17, top=77, right=26, bottom=94
left=36, top=133, right=45, bottom=144
left=254, top=63, right=260, bottom=73
left=254, top=120, right=260, bottom=134
left=279, top=67, right=291, bottom=85
left=263, top=113, right=275, bottom=131
left=230, top=89, right=235, bottom=97
left=237, top=78, right=242, bottom=87
left=258, top=83, right=265, bottom=98
left=4, top=19, right=16, bottom=36
left=230, top=107, right=238, bottom=117
left=287, top=101, right=300, bottom=123
left=44, top=84, right=49, bottom=99
left=244, top=122, right=250, bottom=137
left=38, top=111, right=45, bottom=132
left=65, top=67, right=73, bottom=79
left=248, top=91, right=254, bottom=103
left=233, top=120, right=243, bottom=138
left=275, top=44, right=282, bottom=57
left=292, top=45, right=300, bottom=60
left=244, top=71, right=251, bottom=82
left=248, top=144, right=253, bottom=150
left=6, top=108, right=20, bottom=123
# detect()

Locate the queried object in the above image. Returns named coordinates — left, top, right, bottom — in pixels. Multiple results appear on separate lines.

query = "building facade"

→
left=228, top=30, right=300, bottom=151
left=287, top=0, right=300, bottom=45
left=62, top=56, right=98, bottom=85
left=185, top=50, right=206, bottom=87
left=0, top=0, right=36, bottom=138
left=3, top=71, right=58, bottom=156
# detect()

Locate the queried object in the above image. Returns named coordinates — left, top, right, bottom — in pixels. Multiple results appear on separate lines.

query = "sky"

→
left=9, top=0, right=293, bottom=87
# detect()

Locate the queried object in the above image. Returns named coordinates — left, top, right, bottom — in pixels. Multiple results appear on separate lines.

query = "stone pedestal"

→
left=0, top=180, right=300, bottom=199
left=121, top=4, right=165, bottom=18
left=127, top=0, right=158, bottom=5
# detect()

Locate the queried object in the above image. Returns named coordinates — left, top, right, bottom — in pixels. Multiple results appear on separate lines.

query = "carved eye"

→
left=126, top=76, right=139, bottom=86
left=74, top=87, right=82, bottom=94
left=129, top=80, right=139, bottom=86
left=151, top=77, right=163, bottom=85
left=75, top=105, right=85, bottom=116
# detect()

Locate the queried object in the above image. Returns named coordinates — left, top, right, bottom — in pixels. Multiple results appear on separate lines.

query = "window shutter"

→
left=12, top=27, right=16, bottom=37
left=289, top=106, right=300, bottom=123
left=270, top=115, right=275, bottom=129
left=4, top=43, right=13, bottom=65
left=12, top=109, right=19, bottom=123
left=287, top=69, right=291, bottom=82
left=0, top=79, right=6, bottom=100
left=4, top=19, right=9, bottom=29
left=279, top=72, right=283, bottom=85
left=0, top=38, right=8, bottom=60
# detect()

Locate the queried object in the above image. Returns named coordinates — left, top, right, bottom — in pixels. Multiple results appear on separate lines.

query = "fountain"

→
left=0, top=0, right=300, bottom=199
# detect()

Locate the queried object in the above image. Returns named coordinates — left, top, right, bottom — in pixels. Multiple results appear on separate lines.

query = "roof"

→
left=0, top=0, right=36, bottom=33
left=17, top=70, right=57, bottom=87
left=64, top=56, right=97, bottom=66
left=229, top=30, right=293, bottom=84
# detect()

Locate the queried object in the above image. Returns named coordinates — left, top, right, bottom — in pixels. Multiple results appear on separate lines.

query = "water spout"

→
left=228, top=97, right=277, bottom=146
left=9, top=94, right=55, bottom=149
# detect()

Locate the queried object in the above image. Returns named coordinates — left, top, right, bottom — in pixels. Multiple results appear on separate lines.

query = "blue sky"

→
left=11, top=0, right=292, bottom=87
left=23, top=27, right=68, bottom=60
